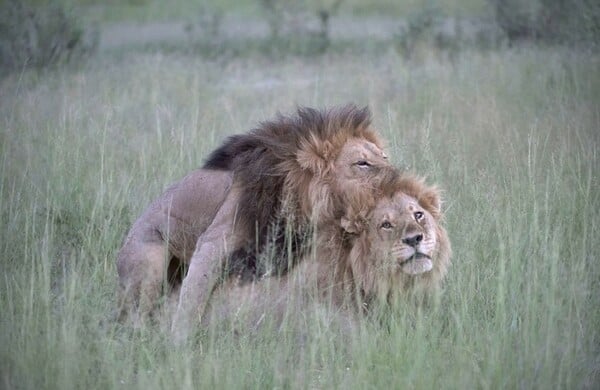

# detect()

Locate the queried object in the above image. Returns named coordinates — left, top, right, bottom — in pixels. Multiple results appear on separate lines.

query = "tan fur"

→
left=203, top=173, right=451, bottom=329
left=115, top=106, right=393, bottom=338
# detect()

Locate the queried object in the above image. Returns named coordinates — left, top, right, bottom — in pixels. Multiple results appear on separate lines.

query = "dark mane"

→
left=203, top=105, right=374, bottom=277
left=204, top=105, right=372, bottom=170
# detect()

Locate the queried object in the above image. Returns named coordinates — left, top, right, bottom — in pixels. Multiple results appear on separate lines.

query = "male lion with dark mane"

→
left=116, top=105, right=393, bottom=339
left=202, top=170, right=451, bottom=329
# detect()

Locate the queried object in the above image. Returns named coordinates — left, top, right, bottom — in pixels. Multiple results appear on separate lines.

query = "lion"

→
left=115, top=105, right=393, bottom=337
left=201, top=170, right=452, bottom=330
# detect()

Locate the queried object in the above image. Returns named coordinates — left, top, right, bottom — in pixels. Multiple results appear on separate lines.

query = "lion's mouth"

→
left=399, top=253, right=433, bottom=275
left=399, top=252, right=430, bottom=265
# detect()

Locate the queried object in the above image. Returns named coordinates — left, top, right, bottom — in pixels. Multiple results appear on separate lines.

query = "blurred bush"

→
left=184, top=4, right=224, bottom=54
left=395, top=0, right=598, bottom=62
left=258, top=0, right=343, bottom=55
left=490, top=0, right=600, bottom=45
left=0, top=0, right=98, bottom=72
left=394, top=1, right=505, bottom=62
left=394, top=2, right=446, bottom=61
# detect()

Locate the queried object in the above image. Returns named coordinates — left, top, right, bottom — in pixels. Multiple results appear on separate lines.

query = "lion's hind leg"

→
left=117, top=240, right=169, bottom=326
left=171, top=186, right=247, bottom=342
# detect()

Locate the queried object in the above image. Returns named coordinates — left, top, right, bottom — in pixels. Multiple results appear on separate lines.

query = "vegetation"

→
left=490, top=0, right=600, bottom=45
left=1, top=1, right=598, bottom=389
left=0, top=0, right=98, bottom=73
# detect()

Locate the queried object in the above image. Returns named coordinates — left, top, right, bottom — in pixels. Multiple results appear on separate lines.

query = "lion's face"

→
left=368, top=192, right=439, bottom=276
left=300, top=135, right=392, bottom=222
left=342, top=188, right=443, bottom=281
left=333, top=137, right=390, bottom=183
left=339, top=174, right=451, bottom=302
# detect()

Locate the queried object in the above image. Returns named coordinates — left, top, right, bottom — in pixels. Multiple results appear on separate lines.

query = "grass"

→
left=1, top=43, right=599, bottom=388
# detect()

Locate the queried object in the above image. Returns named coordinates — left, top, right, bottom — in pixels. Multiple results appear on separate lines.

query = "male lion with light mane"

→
left=202, top=170, right=451, bottom=328
left=115, top=105, right=393, bottom=339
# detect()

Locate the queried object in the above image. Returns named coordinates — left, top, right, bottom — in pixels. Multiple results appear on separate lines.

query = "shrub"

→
left=0, top=0, right=97, bottom=72
left=258, top=0, right=344, bottom=55
left=489, top=0, right=600, bottom=46
left=183, top=5, right=225, bottom=56
left=393, top=2, right=505, bottom=62
left=394, top=1, right=445, bottom=61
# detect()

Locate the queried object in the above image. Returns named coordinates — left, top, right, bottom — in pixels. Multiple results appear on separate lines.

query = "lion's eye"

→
left=380, top=221, right=393, bottom=229
left=355, top=160, right=371, bottom=168
left=414, top=211, right=424, bottom=221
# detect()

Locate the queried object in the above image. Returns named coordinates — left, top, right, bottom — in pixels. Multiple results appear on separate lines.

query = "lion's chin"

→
left=400, top=254, right=433, bottom=275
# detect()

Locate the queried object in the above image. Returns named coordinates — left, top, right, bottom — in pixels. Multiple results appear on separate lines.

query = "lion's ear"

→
left=296, top=138, right=333, bottom=174
left=297, top=149, right=325, bottom=174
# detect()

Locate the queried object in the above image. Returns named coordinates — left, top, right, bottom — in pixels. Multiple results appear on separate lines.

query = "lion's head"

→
left=338, top=173, right=452, bottom=303
left=204, top=105, right=394, bottom=276
left=277, top=105, right=392, bottom=223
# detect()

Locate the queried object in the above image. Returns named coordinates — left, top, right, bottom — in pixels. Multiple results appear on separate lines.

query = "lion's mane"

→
left=203, top=105, right=385, bottom=276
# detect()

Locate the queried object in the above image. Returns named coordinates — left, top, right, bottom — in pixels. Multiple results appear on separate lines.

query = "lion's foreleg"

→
left=171, top=187, right=244, bottom=342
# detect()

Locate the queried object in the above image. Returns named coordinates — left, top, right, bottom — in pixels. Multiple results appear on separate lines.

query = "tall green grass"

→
left=1, top=47, right=598, bottom=388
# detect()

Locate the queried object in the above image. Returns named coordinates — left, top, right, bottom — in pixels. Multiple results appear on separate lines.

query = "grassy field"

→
left=1, top=32, right=599, bottom=389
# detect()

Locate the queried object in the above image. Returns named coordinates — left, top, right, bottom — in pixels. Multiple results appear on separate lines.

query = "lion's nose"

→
left=402, top=233, right=423, bottom=248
